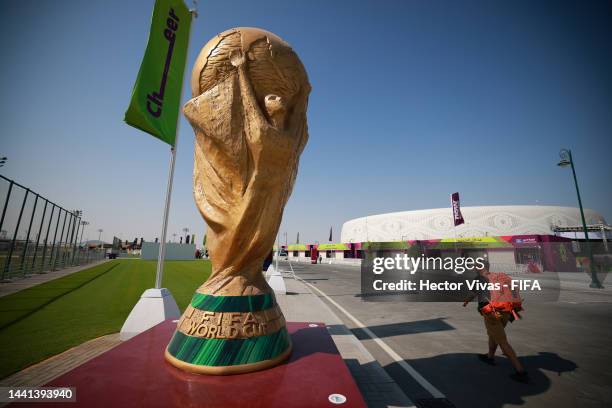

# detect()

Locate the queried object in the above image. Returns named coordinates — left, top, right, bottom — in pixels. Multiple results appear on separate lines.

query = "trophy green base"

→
left=165, top=292, right=292, bottom=375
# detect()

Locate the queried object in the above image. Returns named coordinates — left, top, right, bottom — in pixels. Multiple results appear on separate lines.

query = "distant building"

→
left=338, top=206, right=609, bottom=272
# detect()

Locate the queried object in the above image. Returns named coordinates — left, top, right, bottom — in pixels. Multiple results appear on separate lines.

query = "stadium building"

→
left=284, top=206, right=610, bottom=272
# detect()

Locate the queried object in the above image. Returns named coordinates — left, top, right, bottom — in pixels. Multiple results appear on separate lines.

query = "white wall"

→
left=342, top=206, right=607, bottom=242
left=141, top=242, right=196, bottom=260
left=487, top=249, right=516, bottom=266
left=321, top=258, right=361, bottom=266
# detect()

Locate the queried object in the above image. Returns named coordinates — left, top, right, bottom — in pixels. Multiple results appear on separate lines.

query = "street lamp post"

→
left=78, top=221, right=89, bottom=264
left=557, top=148, right=602, bottom=288
left=79, top=221, right=89, bottom=246
left=97, top=228, right=103, bottom=250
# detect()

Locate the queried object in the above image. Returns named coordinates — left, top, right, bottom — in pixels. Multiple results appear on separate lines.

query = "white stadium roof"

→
left=341, top=206, right=606, bottom=242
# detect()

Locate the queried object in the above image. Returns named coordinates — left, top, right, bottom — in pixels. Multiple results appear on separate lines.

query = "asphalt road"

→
left=280, top=260, right=612, bottom=408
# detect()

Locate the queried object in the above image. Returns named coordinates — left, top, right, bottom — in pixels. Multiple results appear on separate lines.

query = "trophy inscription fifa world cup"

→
left=165, top=27, right=310, bottom=375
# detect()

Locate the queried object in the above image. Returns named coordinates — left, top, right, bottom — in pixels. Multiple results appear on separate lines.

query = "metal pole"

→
left=71, top=216, right=81, bottom=265
left=65, top=213, right=75, bottom=265
left=41, top=204, right=56, bottom=272
left=62, top=212, right=74, bottom=267
left=60, top=211, right=71, bottom=268
left=275, top=233, right=279, bottom=272
left=568, top=150, right=602, bottom=288
left=31, top=199, right=48, bottom=271
left=0, top=180, right=14, bottom=234
left=66, top=212, right=77, bottom=265
left=155, top=147, right=177, bottom=289
left=78, top=222, right=87, bottom=265
left=52, top=210, right=68, bottom=270
left=154, top=8, right=197, bottom=289
left=79, top=223, right=86, bottom=246
left=20, top=193, right=39, bottom=275
left=3, top=189, right=29, bottom=280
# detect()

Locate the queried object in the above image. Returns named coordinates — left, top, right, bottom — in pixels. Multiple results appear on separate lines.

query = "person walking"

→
left=463, top=259, right=528, bottom=383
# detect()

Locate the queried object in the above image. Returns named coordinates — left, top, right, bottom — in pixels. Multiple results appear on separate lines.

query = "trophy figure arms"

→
left=184, top=45, right=309, bottom=296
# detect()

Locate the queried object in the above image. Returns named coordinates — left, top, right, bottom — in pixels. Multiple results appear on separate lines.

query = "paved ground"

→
left=279, top=260, right=612, bottom=408
left=277, top=275, right=413, bottom=407
left=3, top=259, right=609, bottom=407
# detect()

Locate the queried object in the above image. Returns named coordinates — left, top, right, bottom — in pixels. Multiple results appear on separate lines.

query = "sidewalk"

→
left=0, top=334, right=121, bottom=391
left=277, top=274, right=414, bottom=407
left=0, top=259, right=109, bottom=298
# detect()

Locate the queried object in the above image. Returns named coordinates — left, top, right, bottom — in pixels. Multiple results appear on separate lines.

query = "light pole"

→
left=557, top=148, right=602, bottom=288
left=79, top=221, right=89, bottom=246
left=69, top=210, right=82, bottom=264
left=275, top=233, right=279, bottom=272
left=97, top=229, right=103, bottom=250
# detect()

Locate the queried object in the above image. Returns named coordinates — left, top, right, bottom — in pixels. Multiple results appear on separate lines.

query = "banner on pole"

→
left=451, top=192, right=465, bottom=226
left=124, top=0, right=192, bottom=146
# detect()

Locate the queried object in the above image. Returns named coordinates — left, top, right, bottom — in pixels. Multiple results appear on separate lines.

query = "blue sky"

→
left=1, top=0, right=611, bottom=245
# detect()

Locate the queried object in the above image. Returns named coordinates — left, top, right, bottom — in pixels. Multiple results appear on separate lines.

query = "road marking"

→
left=297, top=276, right=446, bottom=399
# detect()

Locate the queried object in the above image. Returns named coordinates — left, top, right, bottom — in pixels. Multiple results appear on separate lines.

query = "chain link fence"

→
left=0, top=175, right=105, bottom=281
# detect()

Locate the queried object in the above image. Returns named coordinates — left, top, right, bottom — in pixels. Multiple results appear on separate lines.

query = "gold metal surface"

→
left=184, top=27, right=310, bottom=296
left=166, top=27, right=309, bottom=374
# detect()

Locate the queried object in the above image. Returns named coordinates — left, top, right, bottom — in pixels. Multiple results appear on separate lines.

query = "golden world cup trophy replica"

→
left=165, top=27, right=310, bottom=375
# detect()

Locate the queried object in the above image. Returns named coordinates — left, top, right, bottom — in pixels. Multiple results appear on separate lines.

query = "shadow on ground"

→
left=352, top=318, right=455, bottom=340
left=0, top=263, right=118, bottom=330
left=385, top=352, right=577, bottom=408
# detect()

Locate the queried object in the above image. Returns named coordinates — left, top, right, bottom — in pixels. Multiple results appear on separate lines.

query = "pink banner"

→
left=451, top=192, right=464, bottom=226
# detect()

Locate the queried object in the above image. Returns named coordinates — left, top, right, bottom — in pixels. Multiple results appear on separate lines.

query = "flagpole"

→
left=275, top=233, right=279, bottom=272
left=452, top=193, right=457, bottom=254
left=155, top=6, right=197, bottom=289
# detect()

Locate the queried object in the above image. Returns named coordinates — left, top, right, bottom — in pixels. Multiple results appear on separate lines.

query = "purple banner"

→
left=451, top=192, right=464, bottom=226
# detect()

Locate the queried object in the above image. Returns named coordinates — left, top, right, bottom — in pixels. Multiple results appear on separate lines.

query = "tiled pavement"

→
left=0, top=333, right=121, bottom=390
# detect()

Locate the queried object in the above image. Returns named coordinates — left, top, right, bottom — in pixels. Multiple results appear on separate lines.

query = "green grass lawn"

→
left=0, top=259, right=211, bottom=379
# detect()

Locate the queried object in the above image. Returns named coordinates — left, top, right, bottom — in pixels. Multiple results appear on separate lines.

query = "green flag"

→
left=125, top=0, right=192, bottom=146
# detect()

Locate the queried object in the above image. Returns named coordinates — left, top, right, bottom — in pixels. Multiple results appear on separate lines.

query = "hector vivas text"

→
left=369, top=254, right=541, bottom=293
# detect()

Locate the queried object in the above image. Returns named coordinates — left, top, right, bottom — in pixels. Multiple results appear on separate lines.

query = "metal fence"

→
left=0, top=174, right=105, bottom=281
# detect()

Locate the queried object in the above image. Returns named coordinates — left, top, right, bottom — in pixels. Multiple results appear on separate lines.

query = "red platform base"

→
left=17, top=321, right=366, bottom=408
